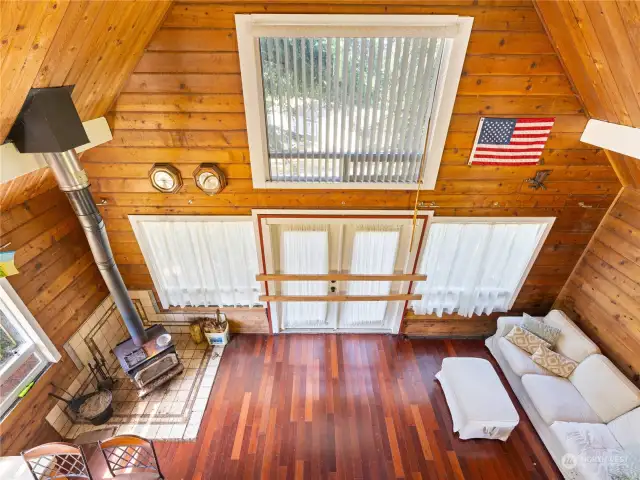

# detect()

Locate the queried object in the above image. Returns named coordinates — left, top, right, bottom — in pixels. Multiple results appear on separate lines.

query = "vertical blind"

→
left=136, top=220, right=262, bottom=308
left=260, top=36, right=445, bottom=184
left=411, top=222, right=547, bottom=317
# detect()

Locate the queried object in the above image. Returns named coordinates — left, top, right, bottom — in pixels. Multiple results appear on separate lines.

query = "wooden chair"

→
left=97, top=435, right=164, bottom=479
left=21, top=442, right=93, bottom=480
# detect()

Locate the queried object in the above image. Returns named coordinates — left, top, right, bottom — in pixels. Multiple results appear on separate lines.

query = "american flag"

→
left=468, top=117, right=555, bottom=166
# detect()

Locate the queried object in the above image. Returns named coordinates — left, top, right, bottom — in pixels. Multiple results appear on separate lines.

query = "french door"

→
left=254, top=211, right=429, bottom=333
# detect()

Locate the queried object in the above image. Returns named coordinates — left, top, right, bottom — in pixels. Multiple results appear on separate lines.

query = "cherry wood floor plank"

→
left=148, top=335, right=560, bottom=479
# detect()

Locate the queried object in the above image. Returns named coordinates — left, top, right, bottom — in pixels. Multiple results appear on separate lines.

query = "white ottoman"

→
left=436, top=357, right=519, bottom=441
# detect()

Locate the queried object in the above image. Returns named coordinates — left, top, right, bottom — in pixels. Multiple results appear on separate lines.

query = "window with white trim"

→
left=411, top=218, right=554, bottom=317
left=129, top=216, right=263, bottom=309
left=236, top=15, right=473, bottom=189
left=0, top=279, right=59, bottom=419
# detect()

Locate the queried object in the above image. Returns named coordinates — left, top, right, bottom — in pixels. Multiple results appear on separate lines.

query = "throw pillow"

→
left=531, top=344, right=578, bottom=378
left=522, top=313, right=562, bottom=346
left=505, top=325, right=551, bottom=355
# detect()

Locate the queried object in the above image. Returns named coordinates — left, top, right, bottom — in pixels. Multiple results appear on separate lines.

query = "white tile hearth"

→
left=50, top=322, right=224, bottom=441
left=84, top=342, right=220, bottom=441
left=48, top=291, right=238, bottom=442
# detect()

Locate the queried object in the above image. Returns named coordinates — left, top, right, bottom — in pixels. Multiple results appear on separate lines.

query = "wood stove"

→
left=8, top=88, right=185, bottom=397
left=114, top=324, right=184, bottom=397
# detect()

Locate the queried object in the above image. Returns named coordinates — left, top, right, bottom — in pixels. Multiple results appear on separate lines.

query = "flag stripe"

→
left=511, top=134, right=549, bottom=139
left=508, top=141, right=547, bottom=146
left=512, top=129, right=552, bottom=134
left=472, top=161, right=539, bottom=165
left=476, top=144, right=546, bottom=150
left=473, top=154, right=542, bottom=160
left=514, top=124, right=554, bottom=129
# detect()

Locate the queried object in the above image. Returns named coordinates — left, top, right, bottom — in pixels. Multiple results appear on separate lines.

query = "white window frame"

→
left=0, top=279, right=60, bottom=418
left=236, top=14, right=473, bottom=190
left=129, top=215, right=263, bottom=309
left=415, top=217, right=555, bottom=314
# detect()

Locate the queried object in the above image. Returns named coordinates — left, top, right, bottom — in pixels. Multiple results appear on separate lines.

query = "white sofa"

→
left=486, top=310, right=640, bottom=480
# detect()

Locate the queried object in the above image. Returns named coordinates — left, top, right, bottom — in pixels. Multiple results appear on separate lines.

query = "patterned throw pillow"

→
left=531, top=344, right=578, bottom=378
left=505, top=325, right=551, bottom=355
left=522, top=313, right=562, bottom=346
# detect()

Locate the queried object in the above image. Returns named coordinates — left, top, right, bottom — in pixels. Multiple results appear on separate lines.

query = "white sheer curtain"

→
left=281, top=226, right=329, bottom=327
left=412, top=222, right=547, bottom=317
left=135, top=219, right=262, bottom=308
left=341, top=226, right=400, bottom=326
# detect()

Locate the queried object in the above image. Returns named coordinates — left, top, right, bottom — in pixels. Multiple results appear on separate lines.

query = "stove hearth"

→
left=114, top=324, right=184, bottom=397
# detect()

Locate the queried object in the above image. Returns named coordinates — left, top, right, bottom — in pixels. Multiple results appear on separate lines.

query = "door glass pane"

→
left=281, top=227, right=329, bottom=328
left=341, top=228, right=400, bottom=327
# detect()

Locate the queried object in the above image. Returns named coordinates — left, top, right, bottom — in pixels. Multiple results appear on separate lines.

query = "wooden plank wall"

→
left=555, top=187, right=640, bottom=386
left=0, top=186, right=108, bottom=455
left=86, top=0, right=621, bottom=336
left=534, top=0, right=640, bottom=188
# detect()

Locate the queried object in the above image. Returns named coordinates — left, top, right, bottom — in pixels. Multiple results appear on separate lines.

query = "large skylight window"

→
left=237, top=15, right=473, bottom=190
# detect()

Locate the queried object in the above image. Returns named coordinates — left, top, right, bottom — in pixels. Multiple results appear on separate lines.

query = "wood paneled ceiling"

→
left=534, top=0, right=640, bottom=188
left=0, top=0, right=171, bottom=209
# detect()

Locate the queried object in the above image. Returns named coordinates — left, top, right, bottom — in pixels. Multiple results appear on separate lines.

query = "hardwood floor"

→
left=152, top=335, right=560, bottom=479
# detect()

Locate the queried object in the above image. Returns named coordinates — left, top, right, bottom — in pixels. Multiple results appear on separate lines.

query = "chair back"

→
left=98, top=434, right=164, bottom=479
left=21, top=442, right=92, bottom=480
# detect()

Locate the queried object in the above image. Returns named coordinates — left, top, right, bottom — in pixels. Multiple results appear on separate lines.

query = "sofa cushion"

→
left=522, top=374, right=601, bottom=425
left=531, top=344, right=578, bottom=378
left=570, top=354, right=640, bottom=423
left=523, top=313, right=561, bottom=346
left=550, top=422, right=630, bottom=480
left=543, top=310, right=600, bottom=362
left=498, top=337, right=552, bottom=377
left=607, top=406, right=640, bottom=451
left=505, top=325, right=551, bottom=355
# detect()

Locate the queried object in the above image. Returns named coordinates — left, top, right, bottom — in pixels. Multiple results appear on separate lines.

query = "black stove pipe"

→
left=42, top=150, right=148, bottom=346
left=8, top=87, right=148, bottom=347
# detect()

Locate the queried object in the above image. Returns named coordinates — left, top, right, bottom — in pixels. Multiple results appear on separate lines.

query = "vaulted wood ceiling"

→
left=534, top=0, right=640, bottom=188
left=0, top=0, right=171, bottom=209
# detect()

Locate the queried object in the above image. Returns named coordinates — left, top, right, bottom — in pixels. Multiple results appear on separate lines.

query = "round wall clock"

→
left=193, top=164, right=226, bottom=195
left=149, top=164, right=183, bottom=193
